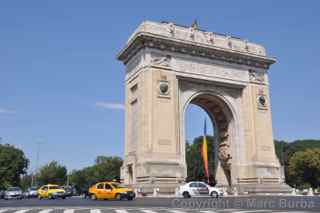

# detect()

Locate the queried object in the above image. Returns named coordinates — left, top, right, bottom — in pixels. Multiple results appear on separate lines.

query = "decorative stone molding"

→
left=167, top=22, right=175, bottom=37
left=226, top=35, right=232, bottom=49
left=118, top=21, right=276, bottom=69
left=249, top=69, right=265, bottom=83
left=151, top=55, right=172, bottom=68
left=205, top=32, right=215, bottom=44
left=189, top=27, right=195, bottom=40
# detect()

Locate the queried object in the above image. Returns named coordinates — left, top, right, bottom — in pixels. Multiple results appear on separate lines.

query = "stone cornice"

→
left=118, top=32, right=276, bottom=69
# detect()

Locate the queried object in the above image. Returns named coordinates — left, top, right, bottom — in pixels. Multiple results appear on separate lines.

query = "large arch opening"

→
left=185, top=104, right=216, bottom=184
left=184, top=93, right=234, bottom=187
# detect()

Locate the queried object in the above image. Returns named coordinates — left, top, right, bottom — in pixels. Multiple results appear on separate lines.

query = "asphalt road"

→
left=0, top=196, right=319, bottom=212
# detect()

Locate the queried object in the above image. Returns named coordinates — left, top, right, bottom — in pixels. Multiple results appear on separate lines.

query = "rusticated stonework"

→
left=118, top=21, right=291, bottom=194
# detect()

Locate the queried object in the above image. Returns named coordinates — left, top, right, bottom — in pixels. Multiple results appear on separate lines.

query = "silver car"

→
left=24, top=187, right=38, bottom=198
left=4, top=187, right=23, bottom=200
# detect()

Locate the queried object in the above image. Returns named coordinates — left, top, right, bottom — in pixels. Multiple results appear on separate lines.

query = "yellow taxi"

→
left=37, top=184, right=66, bottom=199
left=88, top=181, right=135, bottom=200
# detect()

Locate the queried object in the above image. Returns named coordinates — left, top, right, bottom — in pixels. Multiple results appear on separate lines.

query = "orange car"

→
left=88, top=181, right=135, bottom=200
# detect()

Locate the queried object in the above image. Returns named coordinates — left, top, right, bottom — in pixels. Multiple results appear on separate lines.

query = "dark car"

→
left=0, top=190, right=5, bottom=199
left=62, top=185, right=76, bottom=197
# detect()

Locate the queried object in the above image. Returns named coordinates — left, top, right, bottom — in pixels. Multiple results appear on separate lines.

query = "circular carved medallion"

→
left=159, top=81, right=169, bottom=95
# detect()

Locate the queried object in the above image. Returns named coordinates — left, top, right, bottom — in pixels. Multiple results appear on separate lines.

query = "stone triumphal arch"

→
left=118, top=21, right=290, bottom=194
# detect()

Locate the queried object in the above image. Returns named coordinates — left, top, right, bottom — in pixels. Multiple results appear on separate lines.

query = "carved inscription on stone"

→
left=174, top=56, right=248, bottom=82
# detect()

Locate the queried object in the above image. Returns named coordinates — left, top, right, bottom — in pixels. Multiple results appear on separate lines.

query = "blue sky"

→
left=1, top=1, right=319, bottom=171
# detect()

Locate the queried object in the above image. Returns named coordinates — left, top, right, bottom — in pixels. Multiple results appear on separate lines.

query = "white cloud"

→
left=95, top=102, right=124, bottom=110
left=0, top=108, right=16, bottom=114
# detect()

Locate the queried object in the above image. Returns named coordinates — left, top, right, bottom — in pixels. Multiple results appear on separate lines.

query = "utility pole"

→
left=31, top=173, right=34, bottom=186
left=66, top=174, right=69, bottom=186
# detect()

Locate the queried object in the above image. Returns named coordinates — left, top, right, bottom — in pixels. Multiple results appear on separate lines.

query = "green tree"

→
left=37, top=161, right=67, bottom=185
left=0, top=144, right=29, bottom=188
left=69, top=156, right=123, bottom=194
left=288, top=149, right=320, bottom=189
left=94, top=156, right=123, bottom=180
left=274, top=140, right=290, bottom=165
left=274, top=139, right=320, bottom=187
left=20, top=174, right=33, bottom=190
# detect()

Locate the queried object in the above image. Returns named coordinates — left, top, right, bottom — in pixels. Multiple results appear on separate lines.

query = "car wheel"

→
left=90, top=194, right=97, bottom=200
left=128, top=196, right=133, bottom=201
left=183, top=191, right=191, bottom=199
left=210, top=191, right=218, bottom=198
left=38, top=195, right=42, bottom=200
left=48, top=194, right=54, bottom=199
left=115, top=193, right=122, bottom=200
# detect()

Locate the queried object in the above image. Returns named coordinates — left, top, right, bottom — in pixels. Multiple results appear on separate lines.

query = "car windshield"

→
left=8, top=187, right=21, bottom=191
left=111, top=183, right=124, bottom=189
left=49, top=186, right=61, bottom=190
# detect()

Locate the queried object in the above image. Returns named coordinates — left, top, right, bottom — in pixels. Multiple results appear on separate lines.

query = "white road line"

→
left=272, top=212, right=312, bottom=213
left=200, top=211, right=217, bottom=213
left=63, top=209, right=75, bottom=213
left=168, top=210, right=187, bottom=213
left=38, top=209, right=53, bottom=213
left=0, top=209, right=8, bottom=213
left=115, top=210, right=129, bottom=213
left=140, top=210, right=158, bottom=213
left=232, top=210, right=272, bottom=213
left=14, top=210, right=30, bottom=213
left=90, top=209, right=102, bottom=213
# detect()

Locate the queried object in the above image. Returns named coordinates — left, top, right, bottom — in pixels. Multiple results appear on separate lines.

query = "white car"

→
left=4, top=187, right=23, bottom=200
left=178, top=181, right=223, bottom=198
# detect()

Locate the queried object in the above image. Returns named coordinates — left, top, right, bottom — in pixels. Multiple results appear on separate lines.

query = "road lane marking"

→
left=38, top=209, right=53, bottom=213
left=63, top=209, right=75, bottom=213
left=232, top=210, right=272, bottom=213
left=115, top=210, right=130, bottom=213
left=0, top=209, right=8, bottom=213
left=90, top=210, right=101, bottom=213
left=14, top=210, right=30, bottom=213
left=200, top=211, right=217, bottom=213
left=272, top=212, right=312, bottom=213
left=140, top=210, right=158, bottom=213
left=168, top=210, right=187, bottom=213
left=115, top=210, right=129, bottom=213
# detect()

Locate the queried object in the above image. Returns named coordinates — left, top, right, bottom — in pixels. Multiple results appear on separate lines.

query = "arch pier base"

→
left=118, top=21, right=292, bottom=195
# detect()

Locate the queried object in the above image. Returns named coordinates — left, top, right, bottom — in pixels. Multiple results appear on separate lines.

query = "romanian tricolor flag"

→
left=201, top=118, right=209, bottom=182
